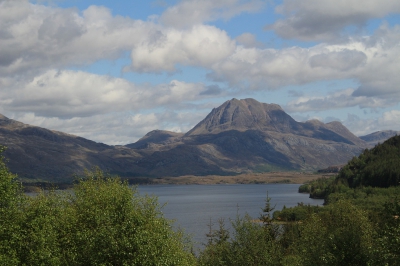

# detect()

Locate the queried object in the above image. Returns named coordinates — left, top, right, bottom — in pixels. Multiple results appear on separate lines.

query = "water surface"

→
left=137, top=184, right=323, bottom=248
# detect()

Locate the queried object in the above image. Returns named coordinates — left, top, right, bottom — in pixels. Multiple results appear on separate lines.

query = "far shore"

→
left=147, top=172, right=334, bottom=185
left=22, top=172, right=334, bottom=192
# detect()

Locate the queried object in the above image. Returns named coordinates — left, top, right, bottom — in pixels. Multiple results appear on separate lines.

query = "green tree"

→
left=64, top=169, right=196, bottom=265
left=198, top=194, right=282, bottom=266
left=0, top=146, right=24, bottom=265
left=292, top=200, right=375, bottom=266
left=0, top=160, right=196, bottom=265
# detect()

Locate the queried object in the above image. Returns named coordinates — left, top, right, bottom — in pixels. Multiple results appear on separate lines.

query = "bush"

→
left=291, top=200, right=376, bottom=266
left=198, top=215, right=282, bottom=266
left=0, top=153, right=196, bottom=265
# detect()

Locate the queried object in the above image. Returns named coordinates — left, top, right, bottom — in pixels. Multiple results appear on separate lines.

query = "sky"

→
left=1, top=0, right=400, bottom=145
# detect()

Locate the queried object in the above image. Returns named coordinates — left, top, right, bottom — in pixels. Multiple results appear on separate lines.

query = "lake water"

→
left=137, top=184, right=323, bottom=249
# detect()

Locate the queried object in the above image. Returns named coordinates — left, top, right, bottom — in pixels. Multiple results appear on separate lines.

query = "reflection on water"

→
left=137, top=184, right=323, bottom=249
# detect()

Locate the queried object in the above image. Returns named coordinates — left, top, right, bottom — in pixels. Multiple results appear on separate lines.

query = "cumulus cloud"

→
left=209, top=45, right=359, bottom=90
left=343, top=111, right=400, bottom=136
left=285, top=88, right=393, bottom=113
left=267, top=0, right=400, bottom=41
left=1, top=0, right=400, bottom=143
left=0, top=70, right=209, bottom=118
left=128, top=24, right=236, bottom=72
left=13, top=110, right=205, bottom=145
left=209, top=25, right=400, bottom=106
left=159, top=0, right=265, bottom=28
left=309, top=49, right=367, bottom=71
left=0, top=0, right=152, bottom=77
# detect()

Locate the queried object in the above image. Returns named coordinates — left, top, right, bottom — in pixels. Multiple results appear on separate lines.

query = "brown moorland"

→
left=149, top=172, right=333, bottom=185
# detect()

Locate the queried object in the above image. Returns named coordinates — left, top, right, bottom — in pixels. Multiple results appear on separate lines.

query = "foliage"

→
left=199, top=198, right=397, bottom=266
left=0, top=152, right=195, bottom=266
left=273, top=203, right=325, bottom=222
left=298, top=175, right=351, bottom=202
left=375, top=198, right=400, bottom=265
left=198, top=214, right=282, bottom=266
left=198, top=193, right=282, bottom=266
left=336, top=135, right=400, bottom=188
left=0, top=146, right=25, bottom=265
left=291, top=200, right=376, bottom=266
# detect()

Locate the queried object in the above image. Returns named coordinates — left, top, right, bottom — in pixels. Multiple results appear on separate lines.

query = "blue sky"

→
left=1, top=0, right=400, bottom=144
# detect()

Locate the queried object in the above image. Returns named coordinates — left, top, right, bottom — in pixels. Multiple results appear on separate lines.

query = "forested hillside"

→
left=336, top=135, right=400, bottom=188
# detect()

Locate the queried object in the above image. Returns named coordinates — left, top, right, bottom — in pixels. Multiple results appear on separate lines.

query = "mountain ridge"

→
left=0, top=98, right=391, bottom=182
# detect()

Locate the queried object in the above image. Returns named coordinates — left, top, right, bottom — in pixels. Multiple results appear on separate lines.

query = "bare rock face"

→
left=0, top=98, right=387, bottom=182
left=186, top=98, right=297, bottom=135
left=186, top=98, right=365, bottom=146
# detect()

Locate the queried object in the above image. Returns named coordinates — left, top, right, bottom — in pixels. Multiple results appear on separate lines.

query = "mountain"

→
left=0, top=115, right=143, bottom=182
left=121, top=98, right=371, bottom=177
left=126, top=130, right=184, bottom=150
left=359, top=130, right=400, bottom=147
left=0, top=98, right=381, bottom=182
left=187, top=98, right=365, bottom=146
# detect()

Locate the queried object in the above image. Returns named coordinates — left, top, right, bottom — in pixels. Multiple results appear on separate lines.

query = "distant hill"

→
left=336, top=135, right=400, bottom=188
left=359, top=130, right=400, bottom=147
left=0, top=98, right=386, bottom=182
left=126, top=130, right=184, bottom=150
left=0, top=115, right=143, bottom=182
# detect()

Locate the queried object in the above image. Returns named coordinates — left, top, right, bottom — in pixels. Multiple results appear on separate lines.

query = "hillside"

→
left=123, top=98, right=370, bottom=177
left=359, top=130, right=400, bottom=147
left=336, top=135, right=400, bottom=188
left=0, top=115, right=143, bottom=182
left=0, top=98, right=384, bottom=182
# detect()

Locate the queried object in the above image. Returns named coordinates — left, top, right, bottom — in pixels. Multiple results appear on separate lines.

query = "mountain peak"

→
left=186, top=98, right=295, bottom=136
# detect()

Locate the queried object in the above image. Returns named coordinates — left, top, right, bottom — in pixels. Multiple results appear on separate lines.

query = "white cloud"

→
left=380, top=110, right=400, bottom=126
left=0, top=1, right=152, bottom=77
left=12, top=109, right=208, bottom=145
left=285, top=88, right=393, bottom=113
left=1, top=0, right=399, bottom=144
left=309, top=49, right=367, bottom=71
left=343, top=110, right=400, bottom=136
left=128, top=24, right=236, bottom=72
left=267, top=0, right=400, bottom=41
left=209, top=25, right=400, bottom=106
left=159, top=0, right=265, bottom=28
left=0, top=70, right=209, bottom=118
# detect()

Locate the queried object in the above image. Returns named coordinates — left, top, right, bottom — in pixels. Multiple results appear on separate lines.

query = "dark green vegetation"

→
left=198, top=136, right=400, bottom=265
left=0, top=147, right=195, bottom=265
left=337, top=135, right=400, bottom=188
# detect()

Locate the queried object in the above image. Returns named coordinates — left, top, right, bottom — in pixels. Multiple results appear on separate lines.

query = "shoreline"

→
left=147, top=172, right=334, bottom=185
left=22, top=172, right=335, bottom=192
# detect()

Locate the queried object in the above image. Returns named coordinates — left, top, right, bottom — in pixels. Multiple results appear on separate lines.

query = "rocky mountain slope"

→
left=120, top=98, right=371, bottom=177
left=359, top=130, right=400, bottom=146
left=0, top=98, right=386, bottom=182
